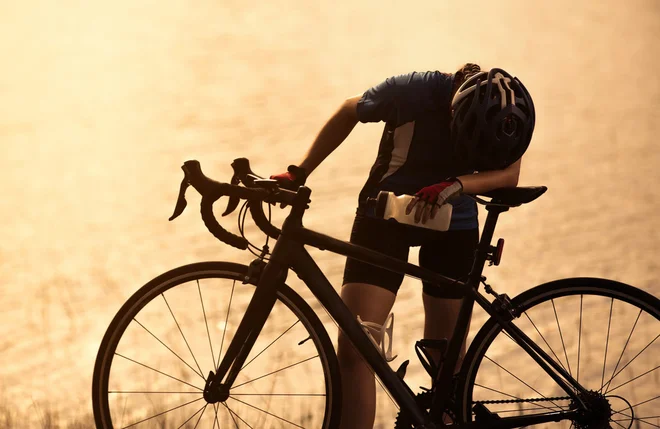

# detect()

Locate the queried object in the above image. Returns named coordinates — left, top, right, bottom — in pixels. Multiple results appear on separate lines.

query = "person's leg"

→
left=338, top=283, right=396, bottom=429
left=419, top=229, right=479, bottom=372
left=339, top=213, right=408, bottom=428
left=422, top=293, right=467, bottom=372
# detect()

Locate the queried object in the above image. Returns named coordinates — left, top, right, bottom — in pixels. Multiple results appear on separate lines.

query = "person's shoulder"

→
left=391, top=70, right=453, bottom=83
left=415, top=70, right=454, bottom=82
left=398, top=71, right=454, bottom=95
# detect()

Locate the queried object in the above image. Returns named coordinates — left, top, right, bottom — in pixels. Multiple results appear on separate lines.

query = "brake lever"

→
left=231, top=158, right=263, bottom=186
left=169, top=175, right=190, bottom=221
left=221, top=174, right=241, bottom=217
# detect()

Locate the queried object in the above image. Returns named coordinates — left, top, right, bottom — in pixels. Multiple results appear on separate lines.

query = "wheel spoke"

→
left=223, top=402, right=240, bottom=429
left=162, top=293, right=205, bottom=378
left=523, top=311, right=570, bottom=375
left=600, top=298, right=614, bottom=391
left=611, top=418, right=660, bottom=428
left=602, top=309, right=642, bottom=393
left=241, top=320, right=300, bottom=372
left=603, top=334, right=659, bottom=394
left=609, top=419, right=628, bottom=429
left=132, top=318, right=204, bottom=381
left=229, top=395, right=305, bottom=428
left=114, top=352, right=203, bottom=391
left=614, top=395, right=660, bottom=412
left=577, top=295, right=583, bottom=384
left=216, top=280, right=236, bottom=368
left=551, top=299, right=572, bottom=376
left=121, top=396, right=204, bottom=428
left=607, top=364, right=660, bottom=394
left=176, top=403, right=206, bottom=429
left=483, top=355, right=563, bottom=409
left=224, top=402, right=254, bottom=429
left=191, top=403, right=207, bottom=429
left=212, top=404, right=220, bottom=429
left=232, top=355, right=319, bottom=389
left=198, top=279, right=217, bottom=370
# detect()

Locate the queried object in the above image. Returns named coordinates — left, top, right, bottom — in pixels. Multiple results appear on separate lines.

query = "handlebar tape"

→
left=200, top=196, right=249, bottom=250
left=182, top=159, right=284, bottom=248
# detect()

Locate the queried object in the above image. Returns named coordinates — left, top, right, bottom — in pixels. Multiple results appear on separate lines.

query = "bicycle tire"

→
left=457, top=277, right=660, bottom=428
left=92, top=261, right=342, bottom=429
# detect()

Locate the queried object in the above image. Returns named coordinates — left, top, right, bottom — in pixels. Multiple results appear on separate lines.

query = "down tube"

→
left=290, top=247, right=429, bottom=427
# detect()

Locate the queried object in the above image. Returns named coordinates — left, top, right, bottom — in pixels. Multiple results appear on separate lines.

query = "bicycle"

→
left=92, top=158, right=660, bottom=429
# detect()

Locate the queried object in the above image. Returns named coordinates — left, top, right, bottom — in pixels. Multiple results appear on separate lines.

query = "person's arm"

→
left=457, top=158, right=522, bottom=195
left=298, top=95, right=361, bottom=176
left=286, top=71, right=447, bottom=178
left=407, top=159, right=523, bottom=223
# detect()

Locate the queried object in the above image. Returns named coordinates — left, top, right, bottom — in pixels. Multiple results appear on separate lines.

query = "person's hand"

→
left=405, top=179, right=463, bottom=224
left=270, top=165, right=307, bottom=191
left=270, top=165, right=307, bottom=208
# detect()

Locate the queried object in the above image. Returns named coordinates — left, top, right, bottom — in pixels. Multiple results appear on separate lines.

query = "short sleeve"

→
left=356, top=71, right=453, bottom=126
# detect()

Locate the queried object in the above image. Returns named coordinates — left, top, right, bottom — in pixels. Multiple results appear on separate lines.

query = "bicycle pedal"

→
left=415, top=339, right=448, bottom=379
left=395, top=360, right=409, bottom=380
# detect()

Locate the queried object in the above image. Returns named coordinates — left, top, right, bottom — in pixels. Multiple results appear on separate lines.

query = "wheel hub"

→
left=203, top=371, right=230, bottom=404
left=571, top=390, right=612, bottom=429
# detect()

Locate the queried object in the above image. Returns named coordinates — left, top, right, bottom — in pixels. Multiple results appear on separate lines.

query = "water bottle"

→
left=367, top=191, right=453, bottom=232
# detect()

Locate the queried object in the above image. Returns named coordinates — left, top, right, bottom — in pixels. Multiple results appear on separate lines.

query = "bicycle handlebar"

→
left=169, top=159, right=292, bottom=250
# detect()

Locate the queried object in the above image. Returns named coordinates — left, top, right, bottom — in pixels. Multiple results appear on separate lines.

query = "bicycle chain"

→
left=475, top=395, right=571, bottom=405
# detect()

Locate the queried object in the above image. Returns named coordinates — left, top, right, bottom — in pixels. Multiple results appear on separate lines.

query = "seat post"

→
left=470, top=205, right=509, bottom=282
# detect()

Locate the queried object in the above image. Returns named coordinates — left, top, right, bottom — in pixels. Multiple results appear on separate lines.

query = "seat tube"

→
left=471, top=206, right=506, bottom=279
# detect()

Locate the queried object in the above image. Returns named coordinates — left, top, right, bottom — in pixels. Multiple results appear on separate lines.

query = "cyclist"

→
left=272, top=64, right=535, bottom=428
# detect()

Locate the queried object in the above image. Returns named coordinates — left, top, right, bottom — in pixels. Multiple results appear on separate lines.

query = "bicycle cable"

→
left=237, top=200, right=271, bottom=260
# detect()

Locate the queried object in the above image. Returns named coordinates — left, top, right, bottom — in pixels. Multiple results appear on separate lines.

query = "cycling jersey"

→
left=356, top=71, right=478, bottom=230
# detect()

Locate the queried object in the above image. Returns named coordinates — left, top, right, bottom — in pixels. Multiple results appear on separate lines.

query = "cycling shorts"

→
left=342, top=212, right=479, bottom=298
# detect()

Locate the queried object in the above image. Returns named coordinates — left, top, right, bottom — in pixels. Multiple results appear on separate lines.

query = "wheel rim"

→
left=460, top=281, right=660, bottom=428
left=94, top=268, right=334, bottom=428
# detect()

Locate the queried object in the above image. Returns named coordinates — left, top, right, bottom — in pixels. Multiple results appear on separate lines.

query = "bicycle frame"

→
left=208, top=188, right=589, bottom=428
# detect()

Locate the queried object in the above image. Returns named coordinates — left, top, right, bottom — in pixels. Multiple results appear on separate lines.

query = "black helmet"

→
left=450, top=68, right=535, bottom=171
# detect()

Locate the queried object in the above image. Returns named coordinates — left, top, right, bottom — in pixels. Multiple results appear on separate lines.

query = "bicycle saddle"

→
left=476, top=186, right=547, bottom=207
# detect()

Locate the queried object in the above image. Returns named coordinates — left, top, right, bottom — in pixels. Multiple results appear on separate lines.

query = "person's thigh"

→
left=418, top=229, right=479, bottom=298
left=342, top=214, right=410, bottom=295
left=418, top=229, right=479, bottom=367
left=340, top=214, right=409, bottom=360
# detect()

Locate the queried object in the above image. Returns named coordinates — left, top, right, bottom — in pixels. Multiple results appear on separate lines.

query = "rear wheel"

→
left=458, top=278, right=660, bottom=428
left=92, top=261, right=342, bottom=428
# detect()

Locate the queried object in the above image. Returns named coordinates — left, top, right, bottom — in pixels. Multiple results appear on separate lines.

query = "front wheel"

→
left=93, top=261, right=342, bottom=429
left=458, top=278, right=660, bottom=429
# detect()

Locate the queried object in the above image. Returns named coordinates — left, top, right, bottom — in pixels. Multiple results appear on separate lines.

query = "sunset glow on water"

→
left=1, top=1, right=659, bottom=427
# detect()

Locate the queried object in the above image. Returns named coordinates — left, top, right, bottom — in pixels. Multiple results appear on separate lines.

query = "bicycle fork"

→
left=202, top=251, right=288, bottom=403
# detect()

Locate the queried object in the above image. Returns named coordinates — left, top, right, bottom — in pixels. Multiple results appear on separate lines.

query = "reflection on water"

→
left=1, top=0, right=659, bottom=426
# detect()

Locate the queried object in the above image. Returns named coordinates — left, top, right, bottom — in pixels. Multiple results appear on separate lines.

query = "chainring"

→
left=393, top=389, right=457, bottom=429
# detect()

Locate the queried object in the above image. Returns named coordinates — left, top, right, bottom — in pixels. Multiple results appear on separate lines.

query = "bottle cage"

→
left=357, top=313, right=398, bottom=362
